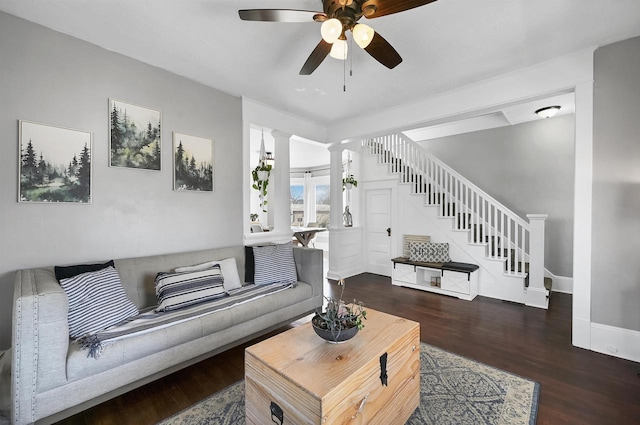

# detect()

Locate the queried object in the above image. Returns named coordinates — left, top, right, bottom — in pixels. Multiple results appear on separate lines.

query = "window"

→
left=290, top=185, right=304, bottom=225
left=315, top=184, right=330, bottom=228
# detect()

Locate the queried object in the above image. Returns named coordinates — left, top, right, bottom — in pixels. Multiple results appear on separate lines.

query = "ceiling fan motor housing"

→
left=324, top=0, right=371, bottom=29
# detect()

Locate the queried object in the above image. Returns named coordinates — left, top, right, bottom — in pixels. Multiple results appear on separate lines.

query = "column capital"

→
left=270, top=129, right=291, bottom=141
left=327, top=142, right=345, bottom=153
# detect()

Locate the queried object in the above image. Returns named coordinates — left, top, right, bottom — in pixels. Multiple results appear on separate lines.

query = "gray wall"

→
left=592, top=36, right=640, bottom=331
left=418, top=114, right=575, bottom=277
left=0, top=12, right=243, bottom=349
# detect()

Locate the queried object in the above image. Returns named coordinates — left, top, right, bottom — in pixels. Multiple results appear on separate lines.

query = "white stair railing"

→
left=364, top=133, right=545, bottom=291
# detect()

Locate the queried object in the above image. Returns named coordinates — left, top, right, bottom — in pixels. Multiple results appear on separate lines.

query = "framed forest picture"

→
left=173, top=132, right=214, bottom=192
left=109, top=99, right=161, bottom=170
left=19, top=120, right=92, bottom=203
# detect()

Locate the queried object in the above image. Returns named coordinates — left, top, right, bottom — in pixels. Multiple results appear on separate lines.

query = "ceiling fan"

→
left=239, top=0, right=438, bottom=75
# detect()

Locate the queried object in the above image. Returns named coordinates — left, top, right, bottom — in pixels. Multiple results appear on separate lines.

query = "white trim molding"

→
left=544, top=269, right=573, bottom=294
left=590, top=322, right=640, bottom=363
left=572, top=78, right=595, bottom=350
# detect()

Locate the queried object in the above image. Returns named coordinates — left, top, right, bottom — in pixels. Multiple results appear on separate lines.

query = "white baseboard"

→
left=590, top=322, right=640, bottom=363
left=544, top=270, right=573, bottom=294
left=552, top=275, right=573, bottom=294
left=572, top=318, right=591, bottom=349
left=326, top=266, right=364, bottom=281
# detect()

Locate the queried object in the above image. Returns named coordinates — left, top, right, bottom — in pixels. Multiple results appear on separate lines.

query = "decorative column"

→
left=328, top=143, right=344, bottom=229
left=526, top=214, right=548, bottom=309
left=272, top=130, right=292, bottom=235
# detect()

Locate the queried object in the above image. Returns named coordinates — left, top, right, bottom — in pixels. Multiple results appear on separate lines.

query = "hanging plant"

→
left=252, top=162, right=272, bottom=212
left=342, top=174, right=358, bottom=191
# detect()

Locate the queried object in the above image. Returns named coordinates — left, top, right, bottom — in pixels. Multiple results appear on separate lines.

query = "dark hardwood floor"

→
left=59, top=273, right=640, bottom=425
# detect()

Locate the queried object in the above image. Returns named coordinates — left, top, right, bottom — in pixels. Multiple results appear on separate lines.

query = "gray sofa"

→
left=8, top=245, right=323, bottom=425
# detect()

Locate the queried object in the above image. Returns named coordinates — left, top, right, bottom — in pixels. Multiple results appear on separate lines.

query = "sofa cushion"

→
left=253, top=242, right=297, bottom=285
left=66, top=281, right=313, bottom=382
left=409, top=241, right=451, bottom=263
left=54, top=260, right=115, bottom=281
left=155, top=265, right=226, bottom=312
left=174, top=257, right=242, bottom=291
left=60, top=266, right=139, bottom=339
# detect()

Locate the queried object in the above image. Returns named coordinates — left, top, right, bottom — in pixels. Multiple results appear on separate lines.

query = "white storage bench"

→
left=391, top=257, right=479, bottom=301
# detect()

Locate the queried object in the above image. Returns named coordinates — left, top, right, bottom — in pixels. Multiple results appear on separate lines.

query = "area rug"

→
left=159, top=343, right=540, bottom=425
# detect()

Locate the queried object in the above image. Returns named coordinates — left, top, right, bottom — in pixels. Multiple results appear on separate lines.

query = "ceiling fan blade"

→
left=364, top=0, right=437, bottom=19
left=238, top=9, right=324, bottom=22
left=299, top=40, right=332, bottom=75
left=364, top=32, right=402, bottom=69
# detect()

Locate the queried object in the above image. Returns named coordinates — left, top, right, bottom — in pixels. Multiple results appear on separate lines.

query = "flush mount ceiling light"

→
left=535, top=105, right=561, bottom=118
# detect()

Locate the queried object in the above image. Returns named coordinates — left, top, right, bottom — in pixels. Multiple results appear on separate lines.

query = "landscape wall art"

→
left=173, top=132, right=214, bottom=192
left=109, top=99, right=161, bottom=170
left=19, top=120, right=92, bottom=203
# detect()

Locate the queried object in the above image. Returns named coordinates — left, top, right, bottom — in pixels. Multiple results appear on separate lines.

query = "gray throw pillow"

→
left=174, top=258, right=242, bottom=291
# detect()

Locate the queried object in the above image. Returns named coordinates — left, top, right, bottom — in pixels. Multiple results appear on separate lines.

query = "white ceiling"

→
left=404, top=92, right=575, bottom=142
left=1, top=0, right=639, bottom=129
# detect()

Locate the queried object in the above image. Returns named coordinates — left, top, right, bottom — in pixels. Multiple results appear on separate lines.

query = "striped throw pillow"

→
left=60, top=266, right=139, bottom=339
left=155, top=265, right=226, bottom=312
left=253, top=242, right=298, bottom=285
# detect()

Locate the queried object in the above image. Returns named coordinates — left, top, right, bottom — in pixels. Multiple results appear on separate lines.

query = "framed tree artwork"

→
left=173, top=132, right=214, bottom=192
left=19, top=120, right=92, bottom=203
left=109, top=99, right=161, bottom=170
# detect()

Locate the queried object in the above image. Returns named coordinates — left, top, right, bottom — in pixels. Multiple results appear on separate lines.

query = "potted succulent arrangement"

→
left=251, top=163, right=272, bottom=212
left=342, top=174, right=358, bottom=191
left=311, top=278, right=367, bottom=343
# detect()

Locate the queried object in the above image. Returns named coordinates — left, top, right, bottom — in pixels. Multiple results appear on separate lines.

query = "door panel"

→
left=366, top=188, right=392, bottom=276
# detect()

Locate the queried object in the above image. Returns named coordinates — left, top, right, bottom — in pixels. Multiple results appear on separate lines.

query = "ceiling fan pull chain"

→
left=350, top=36, right=354, bottom=77
left=343, top=46, right=347, bottom=92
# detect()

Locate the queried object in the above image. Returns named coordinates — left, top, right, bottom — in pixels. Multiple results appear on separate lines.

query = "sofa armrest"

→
left=12, top=269, right=69, bottom=424
left=293, top=247, right=324, bottom=299
left=293, top=246, right=324, bottom=297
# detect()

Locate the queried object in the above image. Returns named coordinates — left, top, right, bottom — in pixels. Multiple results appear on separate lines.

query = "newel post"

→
left=526, top=214, right=549, bottom=309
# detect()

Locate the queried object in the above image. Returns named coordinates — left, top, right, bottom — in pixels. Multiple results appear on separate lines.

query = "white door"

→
left=365, top=188, right=392, bottom=276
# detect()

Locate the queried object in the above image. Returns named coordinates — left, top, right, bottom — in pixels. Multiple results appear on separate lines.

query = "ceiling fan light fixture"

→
left=329, top=38, right=348, bottom=60
left=321, top=18, right=342, bottom=43
left=535, top=105, right=561, bottom=118
left=353, top=23, right=374, bottom=49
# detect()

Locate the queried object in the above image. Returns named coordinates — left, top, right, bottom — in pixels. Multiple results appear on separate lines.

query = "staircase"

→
left=363, top=133, right=552, bottom=309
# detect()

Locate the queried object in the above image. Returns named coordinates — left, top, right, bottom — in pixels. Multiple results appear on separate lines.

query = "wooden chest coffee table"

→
left=245, top=308, right=420, bottom=425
